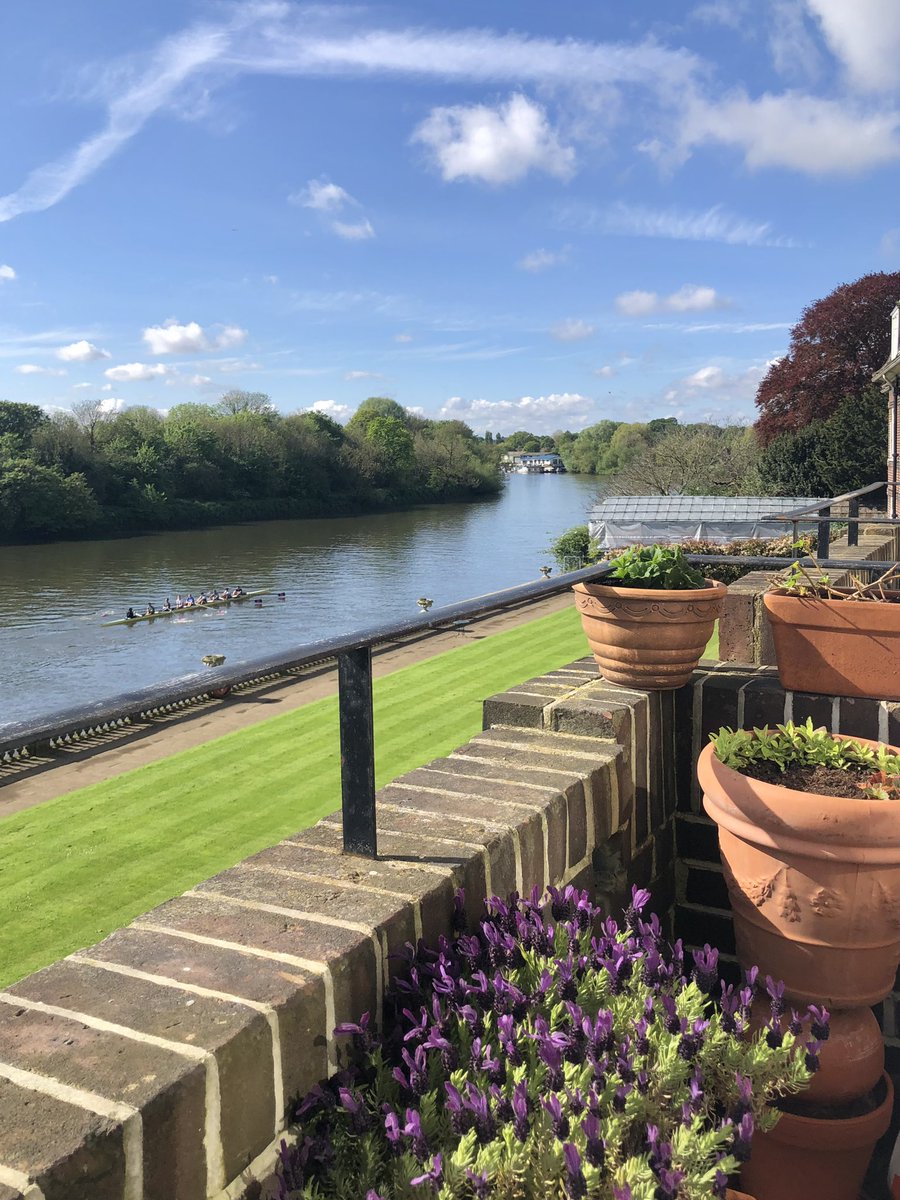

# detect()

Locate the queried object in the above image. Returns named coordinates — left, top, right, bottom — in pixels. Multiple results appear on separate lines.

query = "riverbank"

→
left=0, top=598, right=598, bottom=985
left=0, top=591, right=576, bottom=814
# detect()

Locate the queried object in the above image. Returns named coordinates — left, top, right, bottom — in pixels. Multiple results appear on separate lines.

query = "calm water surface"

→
left=0, top=473, right=599, bottom=724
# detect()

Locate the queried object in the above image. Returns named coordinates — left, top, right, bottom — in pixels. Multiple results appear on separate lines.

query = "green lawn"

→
left=0, top=609, right=720, bottom=985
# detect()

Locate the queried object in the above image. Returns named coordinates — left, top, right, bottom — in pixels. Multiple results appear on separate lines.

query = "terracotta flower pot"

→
left=740, top=1073, right=893, bottom=1200
left=572, top=578, right=726, bottom=690
left=698, top=738, right=900, bottom=1007
left=764, top=590, right=900, bottom=701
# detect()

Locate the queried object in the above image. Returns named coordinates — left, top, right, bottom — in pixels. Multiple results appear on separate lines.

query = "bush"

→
left=276, top=886, right=821, bottom=1200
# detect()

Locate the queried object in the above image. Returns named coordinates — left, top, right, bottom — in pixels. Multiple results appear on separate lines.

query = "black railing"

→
left=762, top=481, right=891, bottom=550
left=5, top=549, right=900, bottom=858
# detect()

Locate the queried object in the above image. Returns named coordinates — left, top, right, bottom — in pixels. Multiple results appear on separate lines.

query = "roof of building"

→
left=588, top=495, right=827, bottom=521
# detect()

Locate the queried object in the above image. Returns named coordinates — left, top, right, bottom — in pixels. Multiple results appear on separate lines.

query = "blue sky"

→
left=2, top=0, right=900, bottom=434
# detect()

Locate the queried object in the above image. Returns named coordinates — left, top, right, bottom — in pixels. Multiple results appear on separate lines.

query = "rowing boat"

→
left=102, top=589, right=272, bottom=627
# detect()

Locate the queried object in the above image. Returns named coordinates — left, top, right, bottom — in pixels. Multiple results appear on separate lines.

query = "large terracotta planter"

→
left=764, top=590, right=900, bottom=701
left=572, top=578, right=725, bottom=690
left=740, top=1073, right=893, bottom=1200
left=698, top=738, right=900, bottom=1006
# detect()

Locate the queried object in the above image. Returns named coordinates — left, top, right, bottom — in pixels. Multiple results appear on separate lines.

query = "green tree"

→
left=0, top=401, right=48, bottom=447
left=0, top=456, right=100, bottom=537
left=216, top=390, right=275, bottom=417
left=759, top=389, right=887, bottom=496
left=346, top=396, right=410, bottom=435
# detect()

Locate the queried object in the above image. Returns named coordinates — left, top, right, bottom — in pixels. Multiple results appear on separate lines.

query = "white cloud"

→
left=413, top=93, right=575, bottom=185
left=394, top=332, right=413, bottom=343
left=73, top=382, right=93, bottom=389
left=15, top=363, right=65, bottom=376
left=0, top=264, right=15, bottom=281
left=681, top=91, right=900, bottom=175
left=99, top=397, right=126, bottom=413
left=216, top=324, right=247, bottom=348
left=344, top=370, right=383, bottom=381
left=291, top=178, right=355, bottom=211
left=332, top=218, right=375, bottom=240
left=768, top=1, right=822, bottom=82
left=189, top=374, right=212, bottom=386
left=309, top=399, right=352, bottom=421
left=805, top=0, right=900, bottom=91
left=104, top=362, right=169, bottom=382
left=616, top=284, right=725, bottom=316
left=56, top=339, right=111, bottom=362
left=662, top=359, right=769, bottom=419
left=518, top=247, right=569, bottom=272
left=549, top=318, right=596, bottom=342
left=440, top=392, right=595, bottom=431
left=142, top=320, right=248, bottom=354
left=264, top=274, right=279, bottom=285
left=573, top=201, right=798, bottom=247
left=594, top=365, right=616, bottom=378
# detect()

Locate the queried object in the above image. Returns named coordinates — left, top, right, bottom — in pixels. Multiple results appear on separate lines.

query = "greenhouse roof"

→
left=588, top=495, right=826, bottom=521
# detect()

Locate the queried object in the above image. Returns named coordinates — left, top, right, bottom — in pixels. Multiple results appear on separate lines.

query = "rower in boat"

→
left=126, top=607, right=137, bottom=620
left=163, top=598, right=172, bottom=612
left=145, top=602, right=156, bottom=616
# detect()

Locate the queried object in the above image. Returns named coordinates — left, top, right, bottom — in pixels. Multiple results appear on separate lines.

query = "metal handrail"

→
left=761, top=481, right=892, bottom=550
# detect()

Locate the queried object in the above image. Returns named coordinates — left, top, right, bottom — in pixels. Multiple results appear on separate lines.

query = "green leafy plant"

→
left=711, top=719, right=900, bottom=796
left=276, top=887, right=821, bottom=1200
left=603, top=546, right=708, bottom=591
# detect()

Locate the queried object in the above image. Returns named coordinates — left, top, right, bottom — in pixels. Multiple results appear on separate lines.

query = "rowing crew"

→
left=124, top=587, right=245, bottom=620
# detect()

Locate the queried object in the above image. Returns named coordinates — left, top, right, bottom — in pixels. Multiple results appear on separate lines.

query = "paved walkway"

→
left=0, top=592, right=577, bottom=816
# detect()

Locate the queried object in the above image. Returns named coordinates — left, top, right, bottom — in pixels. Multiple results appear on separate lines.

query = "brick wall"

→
left=0, top=659, right=673, bottom=1200
left=2, top=656, right=896, bottom=1200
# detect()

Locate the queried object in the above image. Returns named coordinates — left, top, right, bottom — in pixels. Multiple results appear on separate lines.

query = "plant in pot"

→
left=698, top=720, right=900, bottom=1200
left=572, top=546, right=726, bottom=690
left=273, top=885, right=819, bottom=1200
left=764, top=557, right=900, bottom=701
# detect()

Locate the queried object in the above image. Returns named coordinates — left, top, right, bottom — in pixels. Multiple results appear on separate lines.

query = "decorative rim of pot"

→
left=698, top=736, right=900, bottom=862
left=760, top=1072, right=893, bottom=1152
left=573, top=577, right=726, bottom=602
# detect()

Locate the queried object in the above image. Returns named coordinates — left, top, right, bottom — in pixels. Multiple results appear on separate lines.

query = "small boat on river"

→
left=102, top=589, right=272, bottom=627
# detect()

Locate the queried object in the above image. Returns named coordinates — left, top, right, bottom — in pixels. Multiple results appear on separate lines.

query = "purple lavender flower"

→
left=766, top=975, right=786, bottom=1019
left=463, top=1083, right=496, bottom=1143
left=403, top=1108, right=430, bottom=1162
left=691, top=943, right=719, bottom=994
left=410, top=1153, right=443, bottom=1191
left=732, top=1111, right=754, bottom=1161
left=764, top=1019, right=784, bottom=1050
left=393, top=1045, right=428, bottom=1096
left=444, top=1083, right=471, bottom=1135
left=581, top=1112, right=605, bottom=1168
left=511, top=1080, right=530, bottom=1142
left=624, top=885, right=652, bottom=931
left=464, top=1169, right=492, bottom=1199
left=333, top=1011, right=375, bottom=1053
left=613, top=1187, right=633, bottom=1200
left=338, top=1088, right=371, bottom=1133
left=805, top=1038, right=823, bottom=1073
left=366, top=1192, right=385, bottom=1200
left=661, top=995, right=683, bottom=1036
left=807, top=1004, right=831, bottom=1041
left=542, top=1093, right=571, bottom=1140
left=655, top=1166, right=686, bottom=1198
left=560, top=1143, right=585, bottom=1200
left=384, top=1108, right=403, bottom=1156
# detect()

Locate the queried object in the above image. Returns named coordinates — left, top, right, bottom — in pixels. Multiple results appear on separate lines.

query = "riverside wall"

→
left=0, top=659, right=897, bottom=1199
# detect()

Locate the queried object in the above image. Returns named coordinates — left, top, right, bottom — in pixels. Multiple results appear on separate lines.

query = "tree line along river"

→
left=0, top=472, right=599, bottom=725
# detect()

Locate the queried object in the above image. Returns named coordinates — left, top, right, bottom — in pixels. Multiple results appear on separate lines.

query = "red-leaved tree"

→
left=755, top=271, right=900, bottom=446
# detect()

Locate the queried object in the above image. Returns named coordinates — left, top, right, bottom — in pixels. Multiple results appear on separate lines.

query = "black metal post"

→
left=817, top=506, right=831, bottom=557
left=338, top=648, right=377, bottom=857
left=848, top=497, right=859, bottom=547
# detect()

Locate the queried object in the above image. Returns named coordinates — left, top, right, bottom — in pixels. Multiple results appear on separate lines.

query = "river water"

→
left=0, top=473, right=599, bottom=725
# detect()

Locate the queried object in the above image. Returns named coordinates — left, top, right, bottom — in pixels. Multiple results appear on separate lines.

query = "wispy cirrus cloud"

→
left=561, top=201, right=800, bottom=247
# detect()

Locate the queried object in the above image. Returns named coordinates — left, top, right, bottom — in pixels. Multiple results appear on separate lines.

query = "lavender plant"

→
left=274, top=886, right=823, bottom=1200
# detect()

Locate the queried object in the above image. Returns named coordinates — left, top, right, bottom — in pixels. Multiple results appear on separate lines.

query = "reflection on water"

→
left=0, top=473, right=599, bottom=723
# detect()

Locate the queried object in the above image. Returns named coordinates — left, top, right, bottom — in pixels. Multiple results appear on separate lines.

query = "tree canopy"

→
left=755, top=271, right=900, bottom=446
